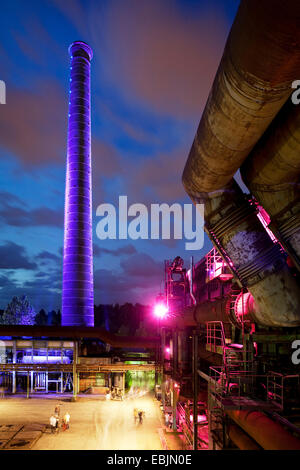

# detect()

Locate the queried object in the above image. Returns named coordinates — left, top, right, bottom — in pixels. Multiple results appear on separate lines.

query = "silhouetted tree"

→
left=93, top=302, right=153, bottom=335
left=0, top=296, right=36, bottom=325
left=47, top=309, right=61, bottom=326
left=35, top=309, right=48, bottom=326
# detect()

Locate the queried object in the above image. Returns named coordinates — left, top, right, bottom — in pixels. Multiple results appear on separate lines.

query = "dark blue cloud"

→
left=0, top=241, right=36, bottom=270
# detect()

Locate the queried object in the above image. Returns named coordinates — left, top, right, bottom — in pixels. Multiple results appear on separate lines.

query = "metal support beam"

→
left=172, top=329, right=178, bottom=376
left=172, top=380, right=178, bottom=431
left=161, top=328, right=166, bottom=409
left=26, top=371, right=30, bottom=399
left=192, top=332, right=198, bottom=450
left=12, top=341, right=16, bottom=394
left=73, top=341, right=78, bottom=401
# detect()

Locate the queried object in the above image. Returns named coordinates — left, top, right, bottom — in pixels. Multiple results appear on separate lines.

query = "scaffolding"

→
left=164, top=257, right=189, bottom=314
left=205, top=248, right=234, bottom=283
left=205, top=319, right=278, bottom=448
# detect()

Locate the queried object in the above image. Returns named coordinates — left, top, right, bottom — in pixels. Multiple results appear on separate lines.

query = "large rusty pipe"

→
left=161, top=295, right=250, bottom=329
left=182, top=0, right=300, bottom=326
left=227, top=410, right=300, bottom=450
left=183, top=0, right=300, bottom=197
left=228, top=423, right=261, bottom=450
left=163, top=293, right=275, bottom=329
left=241, top=101, right=300, bottom=271
left=162, top=300, right=227, bottom=328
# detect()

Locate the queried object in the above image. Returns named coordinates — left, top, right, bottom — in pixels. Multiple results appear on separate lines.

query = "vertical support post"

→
left=73, top=341, right=78, bottom=401
left=12, top=341, right=16, bottom=394
left=172, top=380, right=178, bottom=431
left=161, top=327, right=166, bottom=409
left=46, top=371, right=48, bottom=394
left=27, top=371, right=30, bottom=399
left=30, top=371, right=33, bottom=393
left=172, top=329, right=178, bottom=376
left=155, top=317, right=162, bottom=396
left=123, top=372, right=125, bottom=397
left=192, top=332, right=198, bottom=450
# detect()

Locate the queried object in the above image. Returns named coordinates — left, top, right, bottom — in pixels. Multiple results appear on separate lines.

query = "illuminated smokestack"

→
left=62, top=41, right=94, bottom=327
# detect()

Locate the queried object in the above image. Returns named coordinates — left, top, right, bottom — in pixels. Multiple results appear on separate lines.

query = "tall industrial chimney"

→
left=62, top=41, right=94, bottom=327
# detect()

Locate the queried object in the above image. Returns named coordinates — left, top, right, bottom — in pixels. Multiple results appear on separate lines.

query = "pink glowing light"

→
left=154, top=304, right=168, bottom=318
left=190, top=414, right=207, bottom=423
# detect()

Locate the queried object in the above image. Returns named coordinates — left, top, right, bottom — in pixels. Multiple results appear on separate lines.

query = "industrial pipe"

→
left=182, top=0, right=300, bottom=326
left=241, top=101, right=300, bottom=271
left=183, top=0, right=300, bottom=196
left=164, top=294, right=259, bottom=329
left=227, top=423, right=261, bottom=450
left=227, top=409, right=300, bottom=450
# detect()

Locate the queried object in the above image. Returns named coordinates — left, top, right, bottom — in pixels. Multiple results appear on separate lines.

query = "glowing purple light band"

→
left=62, top=41, right=94, bottom=327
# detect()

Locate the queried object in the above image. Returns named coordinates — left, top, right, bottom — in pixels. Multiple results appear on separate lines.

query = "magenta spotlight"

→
left=154, top=303, right=168, bottom=319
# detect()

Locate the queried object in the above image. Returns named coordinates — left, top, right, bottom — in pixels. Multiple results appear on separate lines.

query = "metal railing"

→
left=177, top=402, right=208, bottom=449
left=208, top=366, right=288, bottom=411
left=267, top=372, right=300, bottom=410
left=206, top=321, right=226, bottom=353
left=206, top=248, right=227, bottom=282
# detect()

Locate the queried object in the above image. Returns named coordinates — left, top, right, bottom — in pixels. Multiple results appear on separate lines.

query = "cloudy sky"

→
left=0, top=0, right=239, bottom=311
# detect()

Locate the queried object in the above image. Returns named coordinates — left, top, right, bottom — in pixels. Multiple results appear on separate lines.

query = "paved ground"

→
left=0, top=393, right=166, bottom=450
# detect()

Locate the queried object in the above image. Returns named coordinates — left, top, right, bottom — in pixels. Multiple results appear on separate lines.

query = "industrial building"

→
left=0, top=325, right=157, bottom=397
left=0, top=41, right=157, bottom=402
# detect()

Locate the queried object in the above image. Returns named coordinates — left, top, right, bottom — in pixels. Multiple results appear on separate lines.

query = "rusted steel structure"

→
left=241, top=102, right=300, bottom=272
left=165, top=0, right=300, bottom=451
left=227, top=410, right=300, bottom=451
left=182, top=0, right=300, bottom=327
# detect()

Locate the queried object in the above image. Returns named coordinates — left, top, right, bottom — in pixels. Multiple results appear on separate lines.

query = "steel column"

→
left=192, top=332, right=198, bottom=450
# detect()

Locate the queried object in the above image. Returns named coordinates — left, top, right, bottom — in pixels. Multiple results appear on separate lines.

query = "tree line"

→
left=0, top=296, right=155, bottom=335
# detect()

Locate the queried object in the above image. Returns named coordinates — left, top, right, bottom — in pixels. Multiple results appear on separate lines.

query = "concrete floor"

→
left=0, top=393, right=165, bottom=450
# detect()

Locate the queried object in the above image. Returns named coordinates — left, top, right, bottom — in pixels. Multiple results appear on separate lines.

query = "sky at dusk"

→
left=0, top=0, right=240, bottom=311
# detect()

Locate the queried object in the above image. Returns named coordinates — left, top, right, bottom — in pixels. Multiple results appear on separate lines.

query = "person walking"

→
left=50, top=415, right=56, bottom=434
left=138, top=410, right=143, bottom=425
left=64, top=411, right=70, bottom=430
left=55, top=414, right=60, bottom=434
left=133, top=408, right=138, bottom=425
